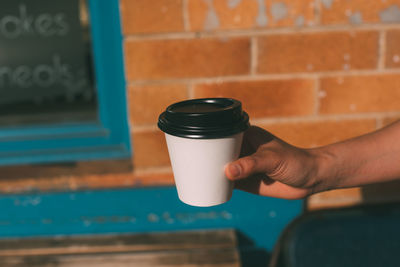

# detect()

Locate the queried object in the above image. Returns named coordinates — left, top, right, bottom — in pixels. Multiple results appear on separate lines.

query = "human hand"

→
left=225, top=126, right=323, bottom=199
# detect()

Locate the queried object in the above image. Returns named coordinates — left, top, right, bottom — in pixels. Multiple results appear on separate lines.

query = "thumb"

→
left=225, top=149, right=282, bottom=180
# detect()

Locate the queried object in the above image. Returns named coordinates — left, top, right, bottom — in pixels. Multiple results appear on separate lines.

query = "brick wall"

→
left=3, top=0, right=400, bottom=209
left=122, top=0, right=400, bottom=209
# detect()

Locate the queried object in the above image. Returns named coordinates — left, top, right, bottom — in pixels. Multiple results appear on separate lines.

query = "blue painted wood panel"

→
left=0, top=187, right=302, bottom=252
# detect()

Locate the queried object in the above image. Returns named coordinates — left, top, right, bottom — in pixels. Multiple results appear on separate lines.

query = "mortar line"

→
left=124, top=24, right=400, bottom=41
left=133, top=166, right=173, bottom=175
left=131, top=125, right=159, bottom=132
left=187, top=82, right=195, bottom=98
left=128, top=69, right=400, bottom=86
left=250, top=36, right=258, bottom=75
left=378, top=30, right=387, bottom=70
left=376, top=116, right=384, bottom=129
left=314, top=0, right=321, bottom=26
left=314, top=76, right=321, bottom=115
left=250, top=112, right=400, bottom=125
left=182, top=0, right=190, bottom=32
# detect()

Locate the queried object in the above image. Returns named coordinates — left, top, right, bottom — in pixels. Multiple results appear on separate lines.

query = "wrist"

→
left=307, top=146, right=341, bottom=194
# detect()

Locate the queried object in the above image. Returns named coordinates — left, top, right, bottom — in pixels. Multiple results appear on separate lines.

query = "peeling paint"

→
left=255, top=0, right=268, bottom=26
left=221, top=211, right=233, bottom=219
left=393, top=54, right=400, bottom=63
left=269, top=210, right=277, bottom=218
left=271, top=2, right=288, bottom=21
left=203, top=0, right=220, bottom=31
left=83, top=220, right=91, bottom=227
left=28, top=197, right=41, bottom=206
left=318, top=90, right=327, bottom=98
left=343, top=63, right=350, bottom=70
left=78, top=215, right=137, bottom=226
left=162, top=212, right=174, bottom=224
left=227, top=0, right=241, bottom=9
left=321, top=0, right=334, bottom=9
left=94, top=216, right=107, bottom=224
left=380, top=5, right=400, bottom=23
left=14, top=197, right=42, bottom=206
left=147, top=213, right=160, bottom=223
left=295, top=15, right=305, bottom=27
left=307, top=20, right=315, bottom=26
left=349, top=11, right=363, bottom=24
left=68, top=211, right=227, bottom=225
left=175, top=211, right=233, bottom=224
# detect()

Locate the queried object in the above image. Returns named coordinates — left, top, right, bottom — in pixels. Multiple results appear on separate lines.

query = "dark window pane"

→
left=0, top=0, right=97, bottom=126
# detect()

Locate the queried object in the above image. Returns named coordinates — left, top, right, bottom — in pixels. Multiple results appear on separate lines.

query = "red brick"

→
left=132, top=130, right=170, bottom=168
left=132, top=171, right=174, bottom=186
left=257, top=31, right=379, bottom=74
left=188, top=0, right=315, bottom=31
left=125, top=37, right=250, bottom=80
left=121, top=0, right=184, bottom=34
left=320, top=74, right=400, bottom=114
left=193, top=79, right=315, bottom=118
left=129, top=84, right=188, bottom=125
left=72, top=173, right=138, bottom=189
left=386, top=30, right=400, bottom=69
left=260, top=119, right=376, bottom=148
left=321, top=0, right=400, bottom=25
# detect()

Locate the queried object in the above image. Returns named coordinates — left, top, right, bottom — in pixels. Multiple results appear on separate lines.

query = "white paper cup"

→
left=165, top=132, right=243, bottom=207
left=158, top=98, right=249, bottom=207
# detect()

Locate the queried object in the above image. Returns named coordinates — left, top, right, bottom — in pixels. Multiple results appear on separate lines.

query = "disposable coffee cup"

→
left=158, top=98, right=249, bottom=207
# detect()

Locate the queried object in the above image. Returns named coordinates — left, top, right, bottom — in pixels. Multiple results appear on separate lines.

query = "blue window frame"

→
left=0, top=0, right=131, bottom=166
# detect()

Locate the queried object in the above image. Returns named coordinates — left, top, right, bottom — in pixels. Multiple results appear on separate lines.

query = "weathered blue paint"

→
left=0, top=0, right=131, bottom=165
left=0, top=187, right=302, bottom=251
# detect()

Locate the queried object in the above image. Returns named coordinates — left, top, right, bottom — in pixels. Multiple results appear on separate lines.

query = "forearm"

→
left=312, top=120, right=400, bottom=191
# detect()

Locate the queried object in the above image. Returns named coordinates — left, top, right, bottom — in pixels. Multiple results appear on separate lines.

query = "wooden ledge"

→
left=0, top=229, right=240, bottom=267
left=0, top=159, right=133, bottom=180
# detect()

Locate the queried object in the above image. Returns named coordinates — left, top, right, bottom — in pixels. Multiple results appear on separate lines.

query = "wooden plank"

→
left=0, top=187, right=302, bottom=253
left=0, top=248, right=240, bottom=267
left=0, top=229, right=237, bottom=256
left=0, top=230, right=240, bottom=267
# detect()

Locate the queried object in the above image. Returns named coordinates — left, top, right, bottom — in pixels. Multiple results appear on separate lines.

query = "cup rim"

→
left=158, top=98, right=250, bottom=139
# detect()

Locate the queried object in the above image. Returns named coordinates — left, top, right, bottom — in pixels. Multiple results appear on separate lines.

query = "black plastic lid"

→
left=158, top=98, right=249, bottom=139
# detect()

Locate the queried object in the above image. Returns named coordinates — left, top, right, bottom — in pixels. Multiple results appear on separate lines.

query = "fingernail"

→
left=229, top=164, right=241, bottom=178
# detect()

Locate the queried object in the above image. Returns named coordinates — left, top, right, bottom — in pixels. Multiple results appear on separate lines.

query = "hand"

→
left=225, top=126, right=322, bottom=199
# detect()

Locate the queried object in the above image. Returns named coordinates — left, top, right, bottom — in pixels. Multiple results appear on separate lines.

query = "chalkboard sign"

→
left=0, top=0, right=96, bottom=125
